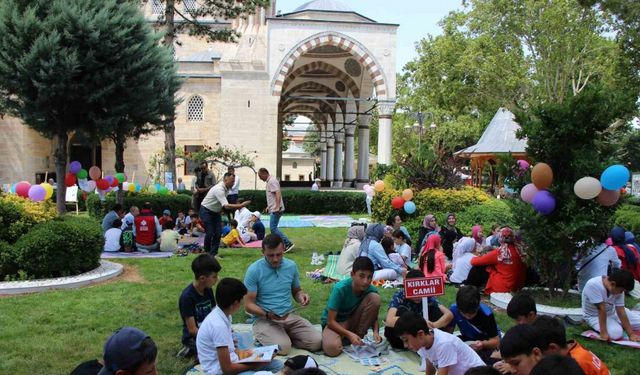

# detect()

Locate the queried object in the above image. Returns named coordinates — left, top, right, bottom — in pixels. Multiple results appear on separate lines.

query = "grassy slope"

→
left=0, top=227, right=637, bottom=374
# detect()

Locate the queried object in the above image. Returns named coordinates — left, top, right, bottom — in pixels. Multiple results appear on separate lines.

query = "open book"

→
left=235, top=345, right=279, bottom=363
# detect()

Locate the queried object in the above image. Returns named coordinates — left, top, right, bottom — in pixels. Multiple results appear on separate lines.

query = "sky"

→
left=274, top=0, right=466, bottom=73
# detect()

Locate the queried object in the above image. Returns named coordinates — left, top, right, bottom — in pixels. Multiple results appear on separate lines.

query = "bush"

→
left=87, top=192, right=193, bottom=219
left=0, top=194, right=57, bottom=244
left=6, top=216, right=103, bottom=279
left=455, top=199, right=517, bottom=234
left=239, top=190, right=366, bottom=214
left=614, top=204, right=640, bottom=233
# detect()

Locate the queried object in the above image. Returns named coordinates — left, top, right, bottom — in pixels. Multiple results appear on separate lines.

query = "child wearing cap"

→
left=250, top=211, right=265, bottom=241
left=159, top=209, right=173, bottom=228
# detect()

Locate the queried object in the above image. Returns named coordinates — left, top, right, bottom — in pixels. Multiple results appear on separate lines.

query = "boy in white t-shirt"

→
left=395, top=312, right=484, bottom=375
left=196, top=278, right=283, bottom=375
left=581, top=269, right=640, bottom=341
left=104, top=219, right=123, bottom=252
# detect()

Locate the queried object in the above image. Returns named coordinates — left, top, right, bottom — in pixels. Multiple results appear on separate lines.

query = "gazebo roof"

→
left=454, top=107, right=527, bottom=158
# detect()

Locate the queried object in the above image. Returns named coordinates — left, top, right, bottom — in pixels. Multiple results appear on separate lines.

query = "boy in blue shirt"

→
left=178, top=254, right=221, bottom=359
left=448, top=285, right=500, bottom=364
left=321, top=256, right=382, bottom=357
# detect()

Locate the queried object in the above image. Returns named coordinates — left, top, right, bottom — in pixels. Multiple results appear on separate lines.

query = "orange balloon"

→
left=374, top=180, right=385, bottom=192
left=531, top=163, right=553, bottom=190
left=402, top=188, right=414, bottom=201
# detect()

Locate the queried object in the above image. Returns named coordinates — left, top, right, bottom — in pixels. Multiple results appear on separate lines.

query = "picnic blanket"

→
left=186, top=323, right=421, bottom=375
left=260, top=215, right=367, bottom=229
left=231, top=240, right=263, bottom=248
left=101, top=251, right=173, bottom=259
left=322, top=255, right=349, bottom=281
left=580, top=330, right=640, bottom=349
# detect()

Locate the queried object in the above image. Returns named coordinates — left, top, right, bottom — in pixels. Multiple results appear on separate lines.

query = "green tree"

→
left=154, top=0, right=270, bottom=190
left=0, top=0, right=177, bottom=214
left=302, top=124, right=321, bottom=158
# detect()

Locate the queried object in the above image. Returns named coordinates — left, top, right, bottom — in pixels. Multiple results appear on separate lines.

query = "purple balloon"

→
left=28, top=184, right=46, bottom=202
left=521, top=183, right=539, bottom=203
left=104, top=175, right=114, bottom=184
left=517, top=160, right=530, bottom=171
left=69, top=160, right=82, bottom=174
left=532, top=190, right=556, bottom=215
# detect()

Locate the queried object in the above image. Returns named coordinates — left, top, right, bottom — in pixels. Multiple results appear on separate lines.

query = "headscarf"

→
left=422, top=214, right=439, bottom=231
left=453, top=237, right=476, bottom=263
left=622, top=230, right=639, bottom=267
left=420, top=234, right=443, bottom=272
left=423, top=234, right=442, bottom=254
left=472, top=225, right=484, bottom=244
left=359, top=223, right=385, bottom=257
left=347, top=225, right=366, bottom=241
left=444, top=213, right=456, bottom=230
left=497, top=227, right=522, bottom=264
left=383, top=225, right=394, bottom=237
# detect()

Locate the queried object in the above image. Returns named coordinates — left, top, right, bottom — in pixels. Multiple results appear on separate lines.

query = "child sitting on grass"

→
left=104, top=219, right=123, bottom=253
left=506, top=292, right=538, bottom=325
left=321, top=256, right=381, bottom=357
left=190, top=213, right=205, bottom=237
left=392, top=229, right=412, bottom=265
left=160, top=221, right=180, bottom=252
left=220, top=219, right=245, bottom=248
left=381, top=237, right=408, bottom=269
left=197, top=278, right=283, bottom=374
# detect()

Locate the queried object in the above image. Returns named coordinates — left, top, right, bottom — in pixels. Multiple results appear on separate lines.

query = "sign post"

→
left=404, top=276, right=445, bottom=323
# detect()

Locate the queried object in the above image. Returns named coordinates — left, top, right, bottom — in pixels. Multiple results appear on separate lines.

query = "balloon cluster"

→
left=364, top=180, right=417, bottom=214
left=573, top=164, right=629, bottom=207
left=521, top=163, right=556, bottom=215
left=13, top=181, right=52, bottom=202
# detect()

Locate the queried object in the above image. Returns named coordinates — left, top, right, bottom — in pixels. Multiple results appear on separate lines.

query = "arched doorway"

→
left=69, top=131, right=102, bottom=172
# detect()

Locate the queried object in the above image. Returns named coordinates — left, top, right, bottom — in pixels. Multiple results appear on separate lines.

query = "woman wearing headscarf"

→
left=419, top=234, right=448, bottom=281
left=337, top=224, right=366, bottom=275
left=359, top=223, right=405, bottom=281
left=416, top=214, right=440, bottom=256
left=440, top=213, right=464, bottom=260
left=470, top=226, right=526, bottom=294
left=471, top=225, right=484, bottom=251
left=449, top=237, right=478, bottom=284
left=611, top=227, right=640, bottom=281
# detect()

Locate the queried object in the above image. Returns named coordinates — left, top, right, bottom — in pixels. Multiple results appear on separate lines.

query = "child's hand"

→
left=470, top=340, right=483, bottom=351
left=237, top=349, right=253, bottom=360
left=493, top=361, right=515, bottom=374
left=629, top=333, right=639, bottom=342
left=348, top=333, right=364, bottom=346
left=599, top=331, right=611, bottom=341
left=373, top=331, right=382, bottom=343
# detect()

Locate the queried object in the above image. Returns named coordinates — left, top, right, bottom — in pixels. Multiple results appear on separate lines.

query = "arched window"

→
left=187, top=95, right=204, bottom=122
left=292, top=162, right=298, bottom=169
left=151, top=0, right=164, bottom=15
left=183, top=0, right=198, bottom=14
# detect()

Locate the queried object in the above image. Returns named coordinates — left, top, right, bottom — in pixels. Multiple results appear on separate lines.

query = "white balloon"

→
left=122, top=182, right=130, bottom=191
left=574, top=176, right=602, bottom=200
left=82, top=180, right=96, bottom=192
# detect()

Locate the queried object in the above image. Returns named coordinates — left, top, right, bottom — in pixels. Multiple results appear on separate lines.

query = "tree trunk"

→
left=163, top=0, right=177, bottom=191
left=114, top=136, right=126, bottom=206
left=54, top=133, right=68, bottom=215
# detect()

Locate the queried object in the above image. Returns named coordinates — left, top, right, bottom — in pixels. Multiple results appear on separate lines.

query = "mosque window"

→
left=187, top=95, right=204, bottom=122
left=292, top=162, right=298, bottom=169
left=151, top=0, right=164, bottom=15
left=183, top=0, right=198, bottom=14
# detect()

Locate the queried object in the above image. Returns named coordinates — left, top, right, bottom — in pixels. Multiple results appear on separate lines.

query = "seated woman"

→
left=416, top=214, right=440, bottom=255
left=470, top=227, right=526, bottom=294
left=336, top=224, right=366, bottom=275
left=419, top=234, right=448, bottom=282
left=449, top=237, right=477, bottom=284
left=359, top=224, right=405, bottom=281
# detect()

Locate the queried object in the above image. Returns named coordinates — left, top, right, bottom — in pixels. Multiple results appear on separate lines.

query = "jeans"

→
left=269, top=212, right=291, bottom=246
left=199, top=206, right=222, bottom=256
left=237, top=359, right=284, bottom=375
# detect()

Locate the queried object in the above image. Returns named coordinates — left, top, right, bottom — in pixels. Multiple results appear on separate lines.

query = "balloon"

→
left=596, top=188, right=620, bottom=207
left=110, top=178, right=119, bottom=188
left=402, top=189, right=414, bottom=201
left=128, top=183, right=136, bottom=192
left=135, top=183, right=141, bottom=192
left=28, top=185, right=46, bottom=201
left=15, top=182, right=30, bottom=197
left=391, top=196, right=404, bottom=209
left=600, top=165, right=630, bottom=191
left=517, top=160, right=530, bottom=171
left=573, top=177, right=602, bottom=200
left=159, top=186, right=169, bottom=195
left=404, top=201, right=416, bottom=214
left=10, top=183, right=16, bottom=194
left=531, top=163, right=553, bottom=190
left=364, top=186, right=375, bottom=197
left=122, top=182, right=129, bottom=191
left=362, top=184, right=371, bottom=191
left=77, top=169, right=88, bottom=179
left=115, top=173, right=126, bottom=183
left=65, top=173, right=76, bottom=187
left=96, top=179, right=109, bottom=191
left=374, top=180, right=385, bottom=192
left=40, top=183, right=54, bottom=200
left=520, top=183, right=539, bottom=203
left=532, top=190, right=556, bottom=215
left=69, top=161, right=82, bottom=174
left=83, top=180, right=96, bottom=192
left=154, top=183, right=161, bottom=191
left=104, top=175, right=114, bottom=185
left=89, top=166, right=101, bottom=180
left=148, top=185, right=157, bottom=194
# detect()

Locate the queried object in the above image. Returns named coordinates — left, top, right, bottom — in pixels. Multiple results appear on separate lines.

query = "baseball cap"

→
left=284, top=355, right=318, bottom=371
left=163, top=209, right=171, bottom=216
left=251, top=211, right=261, bottom=219
left=98, top=327, right=152, bottom=375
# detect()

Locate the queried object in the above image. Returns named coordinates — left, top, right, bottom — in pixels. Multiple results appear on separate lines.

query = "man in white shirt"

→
left=227, top=166, right=240, bottom=204
left=199, top=173, right=251, bottom=258
left=258, top=167, right=294, bottom=252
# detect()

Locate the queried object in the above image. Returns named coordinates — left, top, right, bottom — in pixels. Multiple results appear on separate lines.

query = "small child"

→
left=420, top=234, right=448, bottom=281
left=395, top=312, right=485, bottom=375
left=221, top=219, right=245, bottom=248
left=448, top=285, right=501, bottom=364
left=392, top=229, right=412, bottom=265
left=381, top=237, right=406, bottom=269
left=500, top=324, right=545, bottom=375
left=159, top=209, right=173, bottom=228
left=160, top=220, right=180, bottom=252
left=507, top=292, right=538, bottom=325
left=250, top=211, right=265, bottom=240
left=178, top=254, right=221, bottom=358
left=104, top=219, right=123, bottom=252
left=197, top=278, right=284, bottom=374
left=321, top=256, right=382, bottom=357
left=175, top=210, right=191, bottom=235
left=190, top=213, right=205, bottom=237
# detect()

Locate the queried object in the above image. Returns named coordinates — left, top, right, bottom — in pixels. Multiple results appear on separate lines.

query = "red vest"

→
left=135, top=210, right=157, bottom=246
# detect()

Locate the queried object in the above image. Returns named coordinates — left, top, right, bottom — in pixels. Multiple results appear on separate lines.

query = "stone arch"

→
left=283, top=81, right=346, bottom=113
left=281, top=61, right=361, bottom=99
left=282, top=103, right=336, bottom=124
left=272, top=31, right=389, bottom=98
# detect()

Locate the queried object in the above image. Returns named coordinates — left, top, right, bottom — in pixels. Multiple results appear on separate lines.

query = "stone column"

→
left=333, top=112, right=344, bottom=187
left=377, top=101, right=395, bottom=165
left=343, top=98, right=357, bottom=187
left=326, top=138, right=334, bottom=184
left=320, top=141, right=327, bottom=181
left=357, top=112, right=372, bottom=184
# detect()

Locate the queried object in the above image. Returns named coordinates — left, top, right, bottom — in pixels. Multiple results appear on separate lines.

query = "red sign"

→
left=404, top=276, right=445, bottom=298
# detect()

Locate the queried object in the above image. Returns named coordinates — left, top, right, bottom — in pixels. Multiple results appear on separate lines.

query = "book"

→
left=235, top=345, right=279, bottom=363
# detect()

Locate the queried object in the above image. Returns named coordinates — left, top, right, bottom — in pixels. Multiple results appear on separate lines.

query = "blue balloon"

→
left=532, top=190, right=556, bottom=215
left=135, top=183, right=141, bottom=192
left=600, top=165, right=630, bottom=190
left=154, top=183, right=161, bottom=190
left=10, top=183, right=16, bottom=194
left=403, top=201, right=417, bottom=214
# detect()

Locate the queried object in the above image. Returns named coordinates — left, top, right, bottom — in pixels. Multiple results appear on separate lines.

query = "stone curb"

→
left=0, top=260, right=123, bottom=295
left=491, top=291, right=584, bottom=322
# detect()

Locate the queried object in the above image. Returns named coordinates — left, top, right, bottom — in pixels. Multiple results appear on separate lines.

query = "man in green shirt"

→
left=321, top=256, right=381, bottom=357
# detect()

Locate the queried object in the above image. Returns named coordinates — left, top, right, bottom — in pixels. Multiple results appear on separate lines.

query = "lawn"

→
left=0, top=227, right=638, bottom=375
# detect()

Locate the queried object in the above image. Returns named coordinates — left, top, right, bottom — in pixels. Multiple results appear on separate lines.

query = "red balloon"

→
left=96, top=179, right=109, bottom=191
left=65, top=173, right=76, bottom=187
left=110, top=178, right=119, bottom=187
left=391, top=196, right=405, bottom=209
left=15, top=182, right=31, bottom=197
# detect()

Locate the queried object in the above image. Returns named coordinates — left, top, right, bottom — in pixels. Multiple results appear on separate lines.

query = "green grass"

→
left=0, top=227, right=638, bottom=374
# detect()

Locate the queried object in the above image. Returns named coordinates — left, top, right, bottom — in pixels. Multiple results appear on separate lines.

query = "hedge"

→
left=2, top=216, right=103, bottom=280
left=0, top=194, right=57, bottom=244
left=88, top=190, right=367, bottom=217
left=614, top=204, right=640, bottom=233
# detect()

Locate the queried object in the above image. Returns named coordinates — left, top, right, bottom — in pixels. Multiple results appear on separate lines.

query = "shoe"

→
left=176, top=346, right=193, bottom=358
left=285, top=243, right=295, bottom=253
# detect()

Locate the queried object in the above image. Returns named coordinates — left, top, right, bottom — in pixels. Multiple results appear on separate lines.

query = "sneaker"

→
left=176, top=346, right=193, bottom=358
left=285, top=243, right=295, bottom=253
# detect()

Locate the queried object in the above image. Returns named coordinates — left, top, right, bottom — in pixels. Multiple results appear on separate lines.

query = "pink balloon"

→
left=596, top=188, right=620, bottom=207
left=89, top=166, right=101, bottom=181
left=517, top=160, right=530, bottom=171
left=521, top=183, right=539, bottom=203
left=15, top=182, right=31, bottom=198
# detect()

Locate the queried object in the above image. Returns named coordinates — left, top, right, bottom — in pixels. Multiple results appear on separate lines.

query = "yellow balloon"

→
left=128, top=183, right=136, bottom=192
left=402, top=188, right=414, bottom=201
left=40, top=183, right=53, bottom=200
left=147, top=185, right=157, bottom=194
left=374, top=180, right=385, bottom=192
